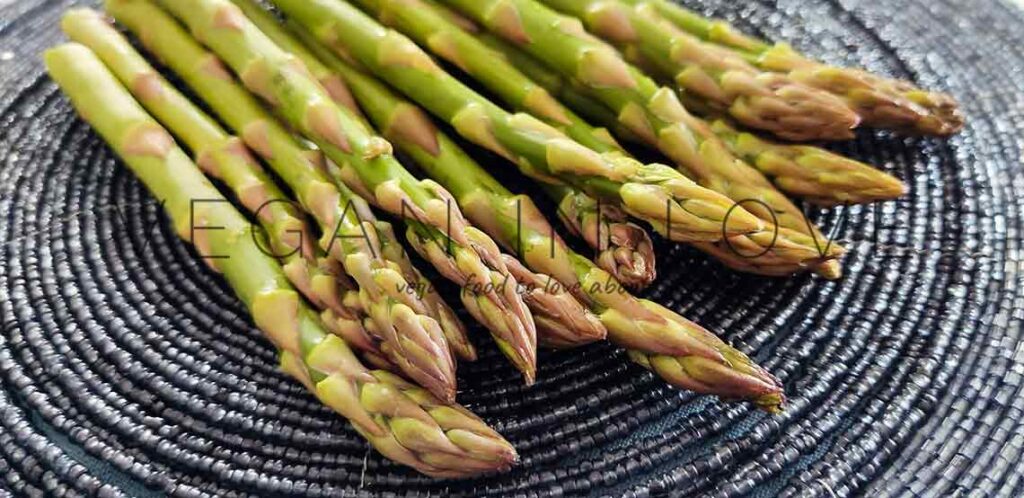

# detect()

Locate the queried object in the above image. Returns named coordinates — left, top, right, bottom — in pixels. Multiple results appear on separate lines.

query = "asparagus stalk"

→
left=540, top=0, right=860, bottom=142
left=221, top=0, right=476, bottom=361
left=312, top=46, right=782, bottom=409
left=631, top=0, right=964, bottom=136
left=706, top=118, right=907, bottom=206
left=472, top=29, right=650, bottom=146
left=296, top=29, right=608, bottom=348
left=439, top=0, right=844, bottom=277
left=106, top=0, right=462, bottom=401
left=425, top=22, right=848, bottom=279
left=61, top=7, right=392, bottom=366
left=154, top=0, right=538, bottom=383
left=371, top=219, right=475, bottom=361
left=270, top=0, right=768, bottom=245
left=227, top=4, right=606, bottom=346
left=45, top=43, right=516, bottom=477
left=544, top=184, right=655, bottom=288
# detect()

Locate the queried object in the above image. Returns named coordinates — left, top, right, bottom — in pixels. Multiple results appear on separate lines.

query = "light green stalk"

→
left=475, top=29, right=843, bottom=278
left=65, top=7, right=404, bottom=367
left=344, top=0, right=655, bottom=289
left=449, top=27, right=848, bottom=278
left=298, top=28, right=610, bottom=348
left=107, top=0, right=461, bottom=401
left=439, top=0, right=845, bottom=277
left=153, top=0, right=537, bottom=383
left=271, top=0, right=767, bottom=245
left=631, top=0, right=964, bottom=136
left=323, top=42, right=785, bottom=409
left=541, top=0, right=860, bottom=142
left=45, top=42, right=516, bottom=477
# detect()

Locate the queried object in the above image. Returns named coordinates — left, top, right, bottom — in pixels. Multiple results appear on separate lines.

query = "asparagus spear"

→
left=296, top=29, right=608, bottom=348
left=544, top=184, right=655, bottom=289
left=439, top=0, right=844, bottom=276
left=227, top=2, right=605, bottom=346
left=344, top=0, right=656, bottom=287
left=408, top=15, right=850, bottom=279
left=45, top=43, right=516, bottom=477
left=269, top=0, right=767, bottom=245
left=312, top=47, right=782, bottom=409
left=706, top=118, right=906, bottom=206
left=303, top=0, right=829, bottom=277
left=631, top=0, right=964, bottom=136
left=106, top=0, right=462, bottom=401
left=154, top=0, right=538, bottom=383
left=540, top=0, right=860, bottom=142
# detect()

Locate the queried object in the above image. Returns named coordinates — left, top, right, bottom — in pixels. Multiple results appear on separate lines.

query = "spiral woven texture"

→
left=2, top=0, right=1024, bottom=496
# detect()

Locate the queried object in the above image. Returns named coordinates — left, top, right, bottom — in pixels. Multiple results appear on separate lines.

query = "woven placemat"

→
left=2, top=0, right=1023, bottom=496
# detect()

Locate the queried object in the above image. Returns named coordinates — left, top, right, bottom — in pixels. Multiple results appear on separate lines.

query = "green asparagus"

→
left=631, top=0, right=964, bottom=136
left=339, top=0, right=656, bottom=289
left=472, top=28, right=651, bottom=146
left=540, top=0, right=860, bottom=142
left=707, top=118, right=906, bottom=206
left=371, top=81, right=784, bottom=409
left=270, top=0, right=768, bottom=245
left=545, top=184, right=655, bottom=289
left=154, top=0, right=538, bottom=383
left=297, top=28, right=783, bottom=409
left=45, top=42, right=516, bottom=477
left=106, top=0, right=462, bottom=401
left=473, top=29, right=844, bottom=279
left=439, top=0, right=844, bottom=277
left=351, top=0, right=623, bottom=153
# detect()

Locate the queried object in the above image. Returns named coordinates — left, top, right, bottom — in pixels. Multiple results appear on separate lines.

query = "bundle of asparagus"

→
left=272, top=0, right=768, bottom=246
left=342, top=0, right=896, bottom=281
left=39, top=0, right=960, bottom=479
left=44, top=42, right=516, bottom=477
left=266, top=8, right=782, bottom=409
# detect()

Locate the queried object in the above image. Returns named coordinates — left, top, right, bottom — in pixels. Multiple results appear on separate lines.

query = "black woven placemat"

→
left=2, top=0, right=1024, bottom=496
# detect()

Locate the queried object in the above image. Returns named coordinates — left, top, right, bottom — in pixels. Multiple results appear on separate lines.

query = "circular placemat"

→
left=2, top=0, right=1024, bottom=496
